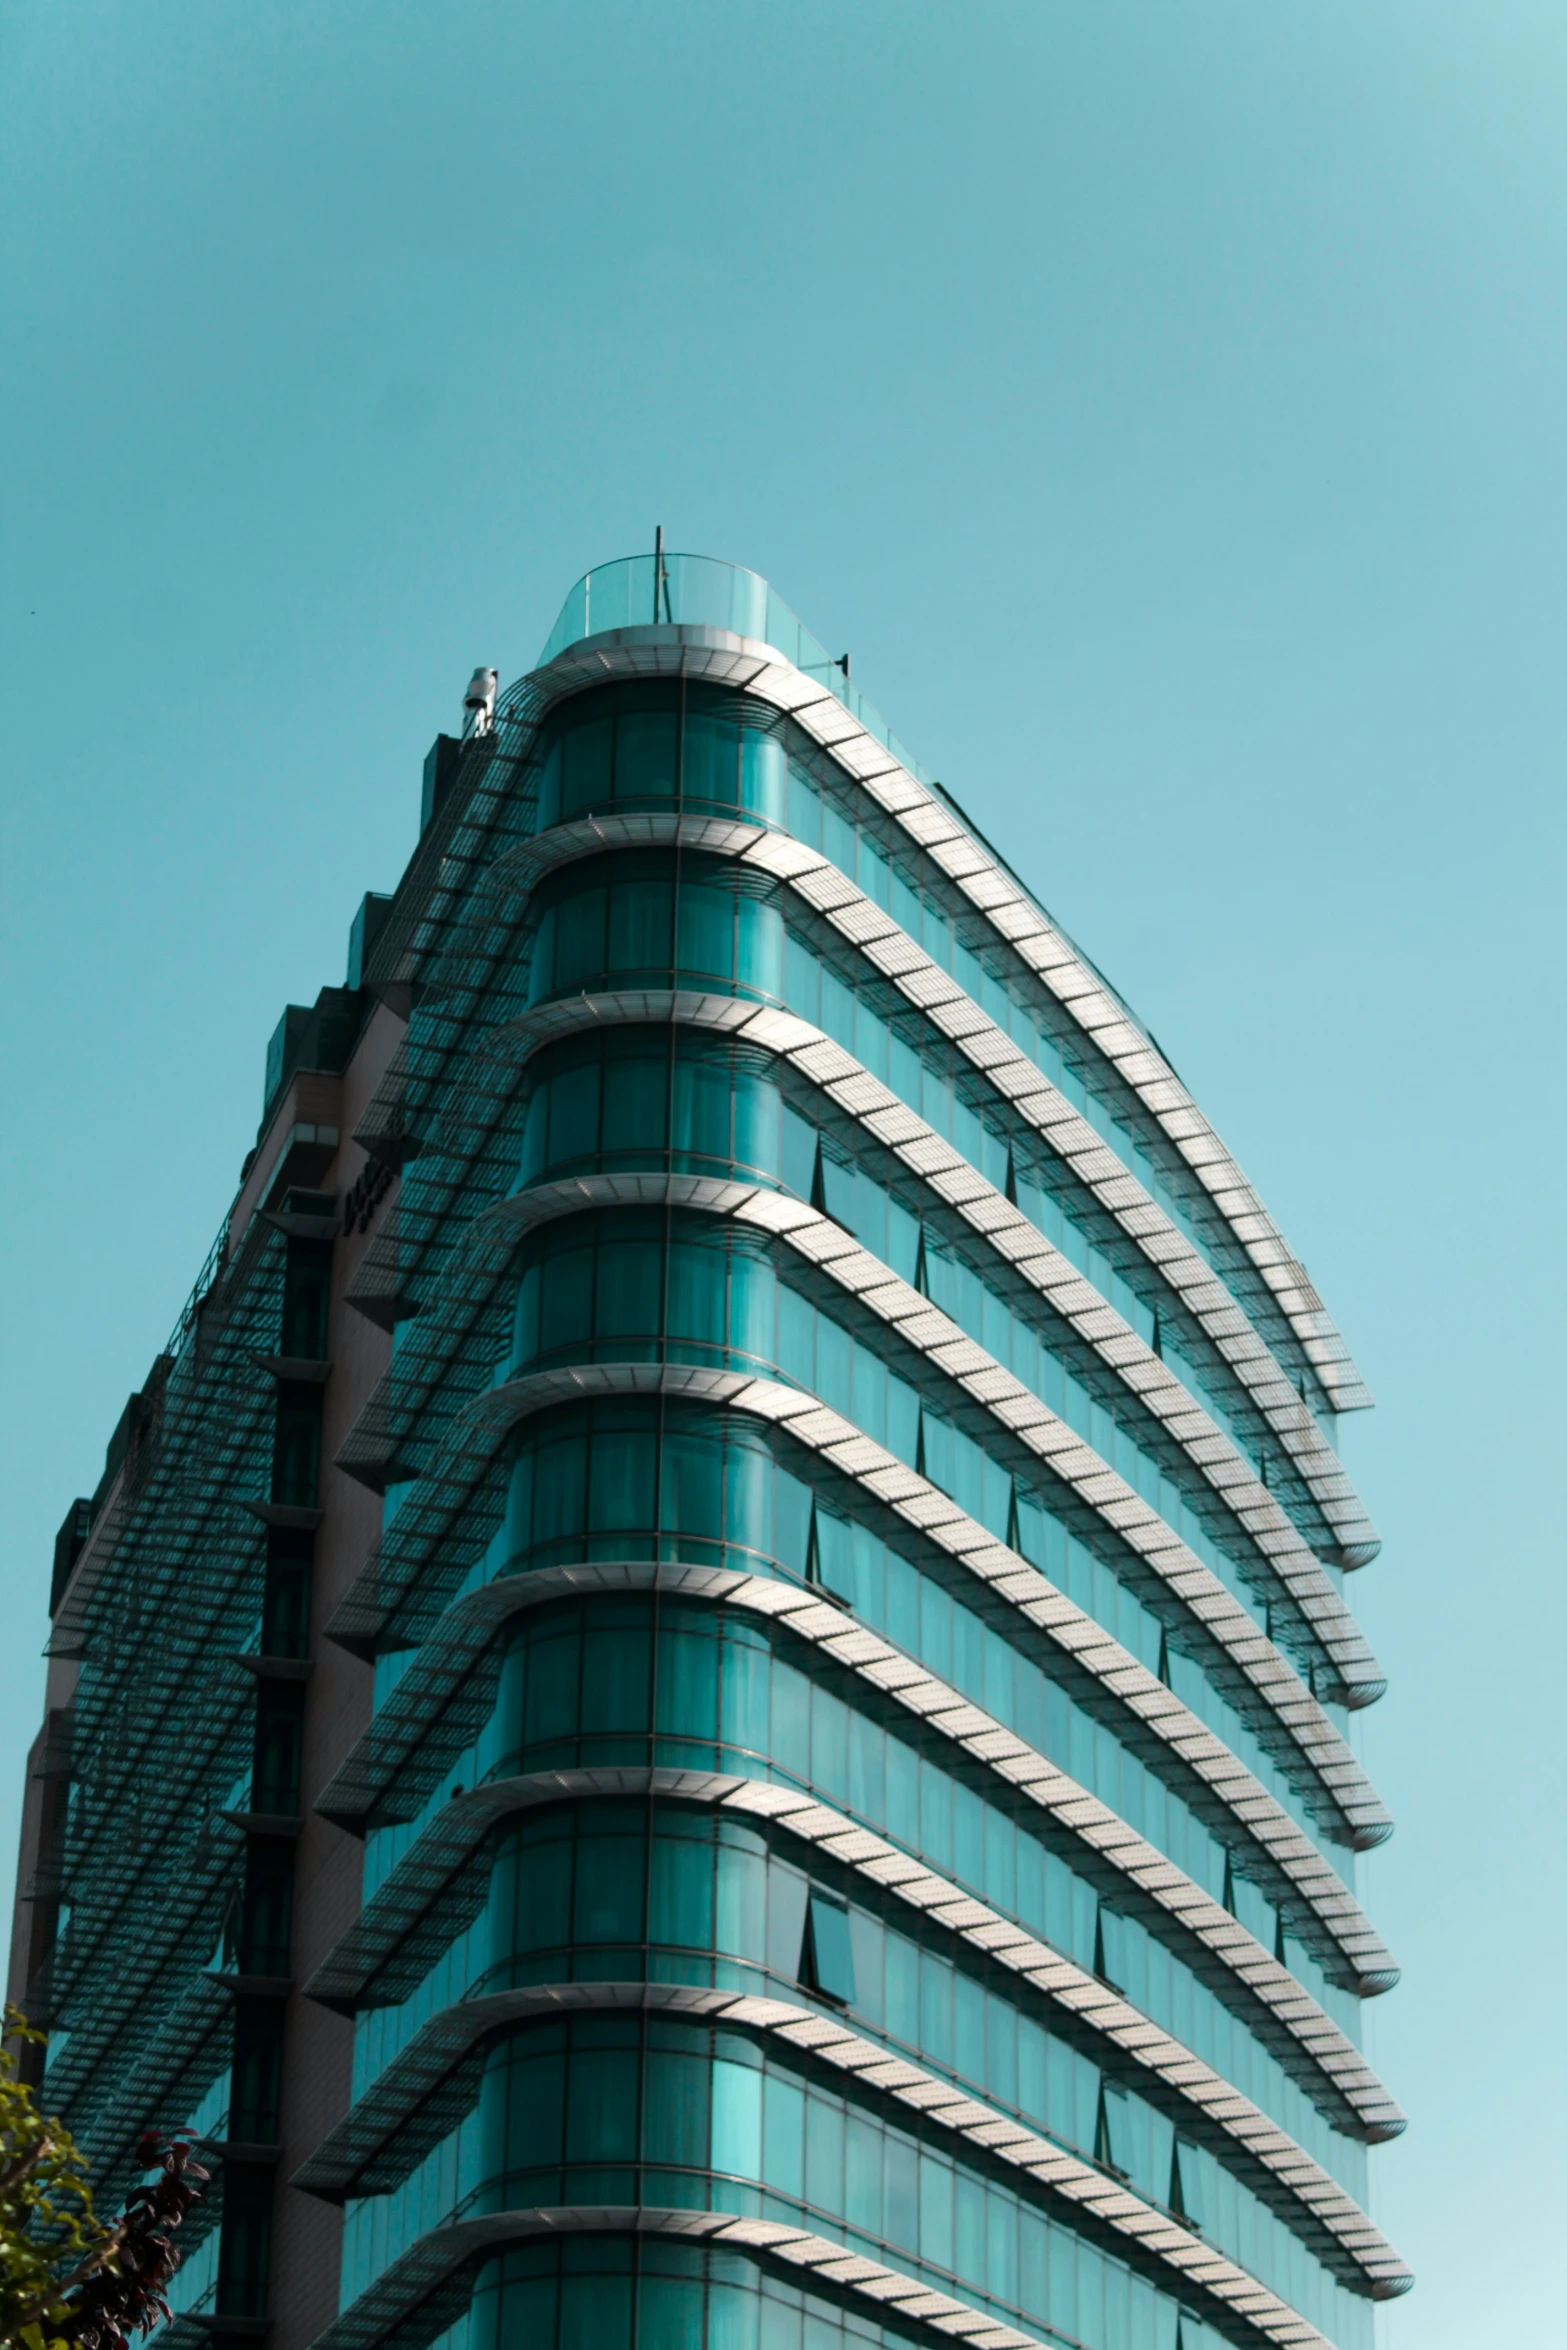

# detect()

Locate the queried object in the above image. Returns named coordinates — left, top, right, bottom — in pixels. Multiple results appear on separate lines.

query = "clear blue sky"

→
left=2, top=3, right=1562, bottom=2336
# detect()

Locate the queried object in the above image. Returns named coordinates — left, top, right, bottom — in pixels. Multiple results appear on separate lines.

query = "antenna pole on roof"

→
left=654, top=524, right=672, bottom=624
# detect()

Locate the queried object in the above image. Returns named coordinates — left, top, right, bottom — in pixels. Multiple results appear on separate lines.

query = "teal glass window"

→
left=802, top=1891, right=856, bottom=2007
left=517, top=824, right=1337, bottom=1488
left=469, top=1594, right=1355, bottom=2084
left=527, top=851, right=785, bottom=1010
left=505, top=1205, right=1349, bottom=1726
left=467, top=2237, right=1054, bottom=2350
left=535, top=681, right=787, bottom=831
left=279, top=1239, right=331, bottom=1360
left=509, top=1041, right=1346, bottom=1779
left=517, top=1030, right=814, bottom=1197
left=353, top=1783, right=1370, bottom=2318
left=1172, top=2135, right=1206, bottom=2229
left=270, top=1389, right=322, bottom=1510
left=379, top=2009, right=1378, bottom=2350
left=488, top=1395, right=1342, bottom=1905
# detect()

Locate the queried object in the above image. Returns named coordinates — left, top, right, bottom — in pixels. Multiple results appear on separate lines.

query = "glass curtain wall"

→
left=323, top=660, right=1397, bottom=2350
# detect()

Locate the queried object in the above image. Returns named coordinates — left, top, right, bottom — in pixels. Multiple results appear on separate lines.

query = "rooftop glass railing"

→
left=537, top=551, right=936, bottom=785
left=537, top=551, right=1165, bottom=1062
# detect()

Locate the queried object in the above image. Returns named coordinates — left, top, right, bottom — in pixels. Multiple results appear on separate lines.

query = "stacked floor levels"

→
left=8, top=553, right=1411, bottom=2350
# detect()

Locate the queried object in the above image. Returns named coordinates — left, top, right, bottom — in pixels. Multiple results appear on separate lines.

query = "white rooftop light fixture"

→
left=461, top=666, right=498, bottom=740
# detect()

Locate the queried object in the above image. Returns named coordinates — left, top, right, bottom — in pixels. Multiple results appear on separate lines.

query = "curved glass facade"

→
left=525, top=676, right=1345, bottom=1457
left=313, top=569, right=1406, bottom=2350
left=504, top=1205, right=1342, bottom=1720
left=456, top=1392, right=1356, bottom=1864
left=360, top=1598, right=1365, bottom=2138
left=343, top=1980, right=1370, bottom=2345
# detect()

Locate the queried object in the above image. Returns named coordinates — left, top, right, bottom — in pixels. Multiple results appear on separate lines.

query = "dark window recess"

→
left=799, top=1890, right=857, bottom=2007
left=271, top=1392, right=322, bottom=1510
left=88, top=1362, right=170, bottom=1521
left=279, top=1242, right=332, bottom=1359
left=262, top=1535, right=312, bottom=1660
left=766, top=1868, right=809, bottom=1984
left=808, top=1136, right=828, bottom=1216
left=421, top=734, right=463, bottom=834
left=50, top=1498, right=94, bottom=1616
left=235, top=1844, right=294, bottom=1978
left=216, top=2167, right=274, bottom=2319
left=1095, top=2082, right=1129, bottom=2177
left=1093, top=1903, right=1126, bottom=1993
left=229, top=2002, right=284, bottom=2143
left=261, top=985, right=366, bottom=1130
left=801, top=1504, right=852, bottom=1610
left=915, top=1404, right=957, bottom=1500
left=250, top=1686, right=304, bottom=1817
left=817, top=1143, right=859, bottom=1230
left=342, top=1155, right=394, bottom=1236
left=282, top=1190, right=336, bottom=1220
left=346, top=891, right=395, bottom=990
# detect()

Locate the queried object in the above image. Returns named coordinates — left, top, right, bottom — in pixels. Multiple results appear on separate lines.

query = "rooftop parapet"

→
left=537, top=549, right=936, bottom=773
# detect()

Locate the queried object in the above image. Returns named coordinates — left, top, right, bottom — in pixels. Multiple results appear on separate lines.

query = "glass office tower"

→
left=11, top=554, right=1410, bottom=2350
